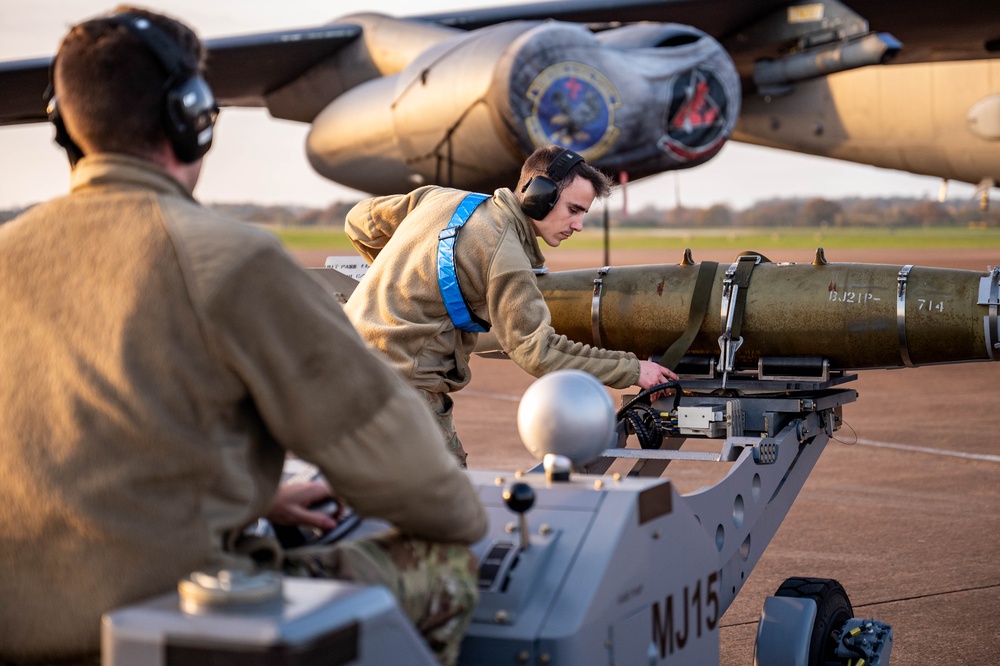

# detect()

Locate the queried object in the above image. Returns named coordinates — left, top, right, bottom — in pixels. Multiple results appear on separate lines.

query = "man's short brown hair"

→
left=516, top=145, right=614, bottom=201
left=52, top=5, right=205, bottom=158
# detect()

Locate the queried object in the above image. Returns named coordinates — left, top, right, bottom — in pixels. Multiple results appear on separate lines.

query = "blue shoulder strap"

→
left=437, top=192, right=491, bottom=332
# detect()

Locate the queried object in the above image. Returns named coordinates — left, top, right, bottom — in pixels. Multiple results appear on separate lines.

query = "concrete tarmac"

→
left=297, top=243, right=1000, bottom=665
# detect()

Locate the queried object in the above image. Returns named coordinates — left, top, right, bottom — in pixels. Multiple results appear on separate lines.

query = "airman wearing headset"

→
left=345, top=145, right=679, bottom=468
left=0, top=7, right=485, bottom=665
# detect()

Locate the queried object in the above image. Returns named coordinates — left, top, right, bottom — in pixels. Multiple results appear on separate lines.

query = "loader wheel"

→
left=775, top=577, right=853, bottom=666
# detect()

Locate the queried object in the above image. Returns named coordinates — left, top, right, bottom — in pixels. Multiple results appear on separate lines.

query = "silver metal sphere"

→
left=517, top=369, right=616, bottom=466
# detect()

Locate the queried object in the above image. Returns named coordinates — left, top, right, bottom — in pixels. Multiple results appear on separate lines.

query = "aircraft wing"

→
left=204, top=25, right=363, bottom=108
left=0, top=24, right=362, bottom=126
left=6, top=0, right=995, bottom=125
left=416, top=0, right=1000, bottom=67
left=0, top=57, right=52, bottom=125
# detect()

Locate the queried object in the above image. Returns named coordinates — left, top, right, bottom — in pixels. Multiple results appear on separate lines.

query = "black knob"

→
left=502, top=482, right=535, bottom=514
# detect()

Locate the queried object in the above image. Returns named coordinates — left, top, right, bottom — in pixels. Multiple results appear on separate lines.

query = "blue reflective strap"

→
left=437, top=192, right=491, bottom=332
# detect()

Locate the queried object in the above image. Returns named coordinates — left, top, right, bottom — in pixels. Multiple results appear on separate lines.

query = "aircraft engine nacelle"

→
left=306, top=19, right=740, bottom=195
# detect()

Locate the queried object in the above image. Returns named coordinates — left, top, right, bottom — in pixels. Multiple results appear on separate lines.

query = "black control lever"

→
left=502, top=482, right=535, bottom=550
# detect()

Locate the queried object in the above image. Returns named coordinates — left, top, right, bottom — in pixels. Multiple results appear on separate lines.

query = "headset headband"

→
left=108, top=14, right=195, bottom=80
left=546, top=149, right=585, bottom=182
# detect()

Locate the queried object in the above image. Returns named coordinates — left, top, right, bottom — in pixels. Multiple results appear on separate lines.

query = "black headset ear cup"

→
left=163, top=75, right=217, bottom=163
left=45, top=91, right=84, bottom=167
left=44, top=57, right=85, bottom=167
left=520, top=175, right=560, bottom=220
left=519, top=149, right=586, bottom=220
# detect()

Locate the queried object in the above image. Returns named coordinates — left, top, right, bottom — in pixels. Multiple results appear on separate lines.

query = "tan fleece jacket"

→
left=344, top=186, right=640, bottom=394
left=0, top=155, right=486, bottom=662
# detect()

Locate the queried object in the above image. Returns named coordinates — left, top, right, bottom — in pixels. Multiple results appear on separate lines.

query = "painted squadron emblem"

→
left=525, top=62, right=621, bottom=159
left=659, top=66, right=732, bottom=162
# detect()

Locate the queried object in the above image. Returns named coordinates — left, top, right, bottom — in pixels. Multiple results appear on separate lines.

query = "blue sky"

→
left=0, top=0, right=976, bottom=211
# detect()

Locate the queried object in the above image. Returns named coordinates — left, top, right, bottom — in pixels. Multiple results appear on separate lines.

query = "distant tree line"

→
left=2, top=196, right=998, bottom=228
left=616, top=196, right=1000, bottom=229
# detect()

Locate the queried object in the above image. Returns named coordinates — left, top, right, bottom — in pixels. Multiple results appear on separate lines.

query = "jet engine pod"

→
left=307, top=21, right=538, bottom=195
left=306, top=19, right=739, bottom=195
left=493, top=21, right=741, bottom=177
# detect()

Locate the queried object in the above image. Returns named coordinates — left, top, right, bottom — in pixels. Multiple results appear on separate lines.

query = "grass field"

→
left=268, top=225, right=1000, bottom=252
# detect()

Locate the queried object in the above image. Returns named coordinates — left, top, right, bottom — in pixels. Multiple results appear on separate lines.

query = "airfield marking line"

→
left=459, top=390, right=523, bottom=403
left=853, top=438, right=1000, bottom=463
left=719, top=582, right=1000, bottom=629
left=851, top=581, right=1000, bottom=609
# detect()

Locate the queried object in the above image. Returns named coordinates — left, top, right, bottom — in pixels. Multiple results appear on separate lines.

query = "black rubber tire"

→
left=774, top=576, right=854, bottom=666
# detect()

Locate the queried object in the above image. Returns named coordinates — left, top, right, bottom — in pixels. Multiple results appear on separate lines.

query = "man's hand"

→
left=636, top=360, right=678, bottom=390
left=265, top=481, right=339, bottom=532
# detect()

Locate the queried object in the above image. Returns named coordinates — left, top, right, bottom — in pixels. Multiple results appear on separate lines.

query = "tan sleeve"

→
left=512, top=327, right=641, bottom=389
left=486, top=242, right=640, bottom=388
left=344, top=186, right=436, bottom=264
left=202, top=241, right=487, bottom=543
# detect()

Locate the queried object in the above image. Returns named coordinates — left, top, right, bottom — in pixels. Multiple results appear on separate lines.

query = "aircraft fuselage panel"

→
left=735, top=59, right=1000, bottom=186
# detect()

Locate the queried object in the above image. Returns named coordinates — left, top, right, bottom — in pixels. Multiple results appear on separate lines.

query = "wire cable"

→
left=617, top=381, right=682, bottom=450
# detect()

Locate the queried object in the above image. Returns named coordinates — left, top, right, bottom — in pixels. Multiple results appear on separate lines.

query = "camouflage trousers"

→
left=282, top=529, right=479, bottom=666
left=5, top=533, right=478, bottom=666
left=421, top=390, right=468, bottom=468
